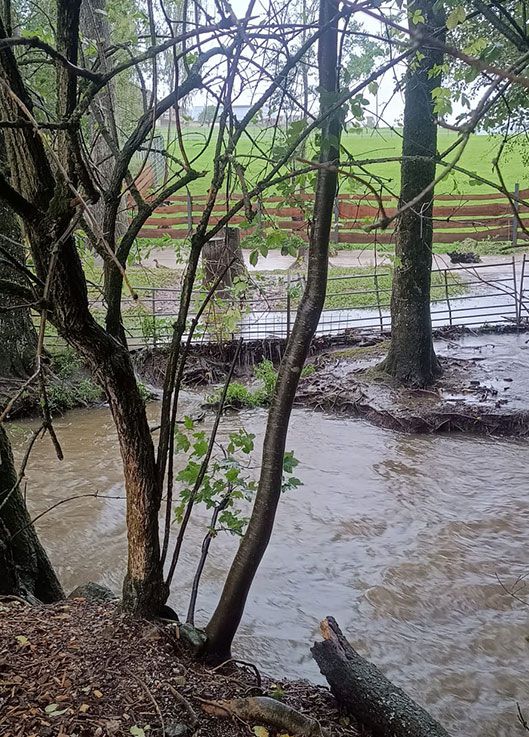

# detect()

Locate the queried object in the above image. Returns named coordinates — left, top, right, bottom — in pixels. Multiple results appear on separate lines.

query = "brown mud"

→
left=296, top=331, right=529, bottom=435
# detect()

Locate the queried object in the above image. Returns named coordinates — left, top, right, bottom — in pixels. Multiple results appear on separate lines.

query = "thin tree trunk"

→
left=81, top=0, right=129, bottom=348
left=0, top=424, right=64, bottom=602
left=204, top=0, right=341, bottom=661
left=382, top=0, right=445, bottom=387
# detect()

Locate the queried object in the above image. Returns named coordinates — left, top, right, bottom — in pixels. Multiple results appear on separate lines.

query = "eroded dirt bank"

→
left=296, top=330, right=529, bottom=435
left=136, top=326, right=529, bottom=436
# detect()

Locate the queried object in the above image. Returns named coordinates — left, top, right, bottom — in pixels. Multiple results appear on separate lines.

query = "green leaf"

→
left=16, top=635, right=28, bottom=646
left=431, top=87, right=452, bottom=115
left=249, top=250, right=259, bottom=267
left=177, top=461, right=201, bottom=484
left=183, top=416, right=194, bottom=430
left=192, top=434, right=208, bottom=458
left=463, top=36, right=488, bottom=55
left=282, top=450, right=299, bottom=474
left=225, top=466, right=240, bottom=483
left=175, top=430, right=191, bottom=453
left=446, top=6, right=466, bottom=29
left=411, top=9, right=425, bottom=24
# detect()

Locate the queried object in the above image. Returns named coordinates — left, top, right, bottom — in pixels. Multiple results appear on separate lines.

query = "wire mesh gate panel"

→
left=37, top=257, right=529, bottom=350
left=50, top=256, right=526, bottom=350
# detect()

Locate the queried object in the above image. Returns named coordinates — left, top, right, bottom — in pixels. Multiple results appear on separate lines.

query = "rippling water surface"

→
left=10, top=399, right=529, bottom=736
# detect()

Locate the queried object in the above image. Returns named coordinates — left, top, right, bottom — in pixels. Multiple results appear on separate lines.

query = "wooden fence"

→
left=136, top=187, right=529, bottom=247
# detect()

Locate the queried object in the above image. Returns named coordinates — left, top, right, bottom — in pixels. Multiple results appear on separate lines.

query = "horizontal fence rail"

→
left=40, top=255, right=529, bottom=350
left=135, top=185, right=529, bottom=247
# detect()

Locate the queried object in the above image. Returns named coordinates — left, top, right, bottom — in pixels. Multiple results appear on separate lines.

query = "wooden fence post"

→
left=186, top=188, right=193, bottom=234
left=512, top=182, right=520, bottom=249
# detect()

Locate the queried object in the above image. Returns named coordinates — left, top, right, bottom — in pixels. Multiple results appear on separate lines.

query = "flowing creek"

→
left=9, top=399, right=529, bottom=737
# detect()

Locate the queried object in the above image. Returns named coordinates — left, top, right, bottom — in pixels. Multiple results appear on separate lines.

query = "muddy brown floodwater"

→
left=9, top=398, right=529, bottom=737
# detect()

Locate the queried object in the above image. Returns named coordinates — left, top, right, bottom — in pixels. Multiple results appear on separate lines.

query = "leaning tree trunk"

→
left=0, top=424, right=64, bottom=602
left=382, top=0, right=445, bottom=387
left=0, top=134, right=37, bottom=379
left=0, top=6, right=166, bottom=617
left=312, top=617, right=452, bottom=737
left=204, top=0, right=341, bottom=662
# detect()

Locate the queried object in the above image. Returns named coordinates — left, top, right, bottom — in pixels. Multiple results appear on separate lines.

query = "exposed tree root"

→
left=200, top=696, right=327, bottom=736
left=297, top=366, right=529, bottom=436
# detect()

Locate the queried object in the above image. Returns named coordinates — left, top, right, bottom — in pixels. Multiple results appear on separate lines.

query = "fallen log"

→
left=201, top=696, right=326, bottom=737
left=311, top=617, right=452, bottom=737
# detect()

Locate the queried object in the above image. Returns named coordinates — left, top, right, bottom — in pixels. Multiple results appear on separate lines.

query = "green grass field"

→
left=166, top=125, right=525, bottom=197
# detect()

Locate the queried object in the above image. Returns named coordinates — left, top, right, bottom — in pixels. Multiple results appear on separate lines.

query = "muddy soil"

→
left=296, top=331, right=529, bottom=435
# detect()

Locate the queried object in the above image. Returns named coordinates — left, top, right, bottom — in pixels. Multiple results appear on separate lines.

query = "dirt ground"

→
left=0, top=598, right=363, bottom=737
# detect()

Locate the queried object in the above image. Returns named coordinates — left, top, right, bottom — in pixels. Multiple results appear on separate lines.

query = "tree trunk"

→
left=312, top=617, right=452, bottom=737
left=382, top=0, right=445, bottom=387
left=0, top=424, right=64, bottom=602
left=81, top=0, right=129, bottom=348
left=44, top=235, right=167, bottom=616
left=202, top=227, right=246, bottom=295
left=0, top=16, right=166, bottom=616
left=0, top=134, right=37, bottom=379
left=204, top=0, right=341, bottom=661
left=45, top=235, right=167, bottom=615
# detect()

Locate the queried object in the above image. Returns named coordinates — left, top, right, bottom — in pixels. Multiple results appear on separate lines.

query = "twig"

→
left=0, top=424, right=45, bottom=514
left=9, top=493, right=124, bottom=541
left=166, top=682, right=199, bottom=727
left=0, top=371, right=39, bottom=423
left=120, top=668, right=165, bottom=737
left=518, top=703, right=529, bottom=731
left=208, top=658, right=262, bottom=687
left=0, top=594, right=34, bottom=606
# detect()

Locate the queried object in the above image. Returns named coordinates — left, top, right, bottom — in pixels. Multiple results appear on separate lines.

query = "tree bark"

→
left=202, top=227, right=246, bottom=295
left=311, top=617, right=452, bottom=737
left=0, top=424, right=64, bottom=602
left=0, top=133, right=37, bottom=379
left=81, top=0, right=129, bottom=348
left=382, top=0, right=445, bottom=387
left=204, top=0, right=341, bottom=661
left=0, top=8, right=166, bottom=617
